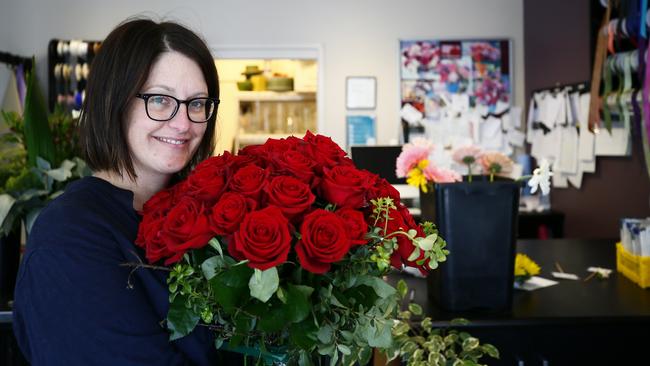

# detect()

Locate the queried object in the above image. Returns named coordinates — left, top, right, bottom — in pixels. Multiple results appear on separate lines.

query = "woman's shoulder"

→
left=27, top=176, right=139, bottom=253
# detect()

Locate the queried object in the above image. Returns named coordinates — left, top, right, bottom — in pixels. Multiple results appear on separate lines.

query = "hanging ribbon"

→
left=589, top=0, right=613, bottom=132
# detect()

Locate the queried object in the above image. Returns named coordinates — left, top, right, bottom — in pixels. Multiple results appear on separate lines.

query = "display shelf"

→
left=236, top=91, right=315, bottom=102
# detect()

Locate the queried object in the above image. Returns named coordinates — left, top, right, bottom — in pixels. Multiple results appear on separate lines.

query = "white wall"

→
left=0, top=0, right=524, bottom=147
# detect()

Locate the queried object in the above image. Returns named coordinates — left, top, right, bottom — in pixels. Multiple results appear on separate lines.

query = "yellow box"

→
left=616, top=242, right=650, bottom=289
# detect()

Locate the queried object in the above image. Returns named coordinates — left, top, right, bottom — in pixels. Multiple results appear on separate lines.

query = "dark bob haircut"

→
left=79, top=18, right=219, bottom=180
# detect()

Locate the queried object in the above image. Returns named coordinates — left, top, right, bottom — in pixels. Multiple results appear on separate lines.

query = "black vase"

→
left=0, top=225, right=21, bottom=309
left=422, top=180, right=519, bottom=312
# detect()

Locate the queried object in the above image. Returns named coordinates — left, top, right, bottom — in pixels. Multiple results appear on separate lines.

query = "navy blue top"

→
left=13, top=176, right=237, bottom=365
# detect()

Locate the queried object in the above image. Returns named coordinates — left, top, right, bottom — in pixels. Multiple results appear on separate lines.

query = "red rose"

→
left=264, top=176, right=315, bottom=221
left=141, top=186, right=176, bottom=214
left=208, top=192, right=257, bottom=235
left=296, top=209, right=351, bottom=274
left=136, top=214, right=172, bottom=264
left=367, top=176, right=401, bottom=202
left=335, top=208, right=368, bottom=245
left=229, top=164, right=268, bottom=200
left=268, top=148, right=318, bottom=186
left=303, top=131, right=352, bottom=171
left=160, top=196, right=214, bottom=265
left=320, top=166, right=372, bottom=208
left=228, top=206, right=291, bottom=270
left=183, top=154, right=235, bottom=204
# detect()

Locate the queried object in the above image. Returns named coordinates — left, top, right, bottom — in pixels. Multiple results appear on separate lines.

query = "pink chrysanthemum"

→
left=395, top=139, right=434, bottom=178
left=423, top=165, right=462, bottom=183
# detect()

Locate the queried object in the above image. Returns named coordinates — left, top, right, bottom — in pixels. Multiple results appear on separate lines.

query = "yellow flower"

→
left=514, top=253, right=540, bottom=277
left=406, top=167, right=428, bottom=192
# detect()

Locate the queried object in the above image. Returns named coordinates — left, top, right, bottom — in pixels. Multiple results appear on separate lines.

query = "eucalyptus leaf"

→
left=201, top=255, right=235, bottom=280
left=284, top=284, right=310, bottom=323
left=316, top=324, right=334, bottom=343
left=249, top=267, right=279, bottom=303
left=355, top=276, right=396, bottom=298
left=209, top=237, right=223, bottom=257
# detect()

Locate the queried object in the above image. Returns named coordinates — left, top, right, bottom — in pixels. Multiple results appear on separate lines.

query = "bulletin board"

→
left=399, top=39, right=512, bottom=119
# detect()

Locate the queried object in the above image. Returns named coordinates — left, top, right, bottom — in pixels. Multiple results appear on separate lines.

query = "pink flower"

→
left=423, top=165, right=462, bottom=183
left=395, top=139, right=434, bottom=178
left=479, top=152, right=514, bottom=176
left=452, top=145, right=483, bottom=166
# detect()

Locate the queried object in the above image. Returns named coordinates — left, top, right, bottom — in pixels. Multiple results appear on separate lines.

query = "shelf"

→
left=236, top=91, right=315, bottom=102
left=237, top=133, right=303, bottom=146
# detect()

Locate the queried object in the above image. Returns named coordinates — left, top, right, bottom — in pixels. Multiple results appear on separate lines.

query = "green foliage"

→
left=384, top=280, right=500, bottom=366
left=161, top=198, right=461, bottom=365
left=0, top=66, right=87, bottom=238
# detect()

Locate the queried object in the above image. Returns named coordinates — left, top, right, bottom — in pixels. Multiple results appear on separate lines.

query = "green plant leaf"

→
left=408, top=303, right=423, bottom=316
left=284, top=284, right=311, bottom=323
left=23, top=65, right=55, bottom=167
left=366, top=320, right=392, bottom=348
left=316, top=324, right=334, bottom=343
left=45, top=159, right=75, bottom=182
left=355, top=276, right=396, bottom=298
left=167, top=295, right=200, bottom=341
left=209, top=237, right=223, bottom=257
left=396, top=279, right=408, bottom=299
left=481, top=344, right=500, bottom=359
left=249, top=267, right=279, bottom=303
left=201, top=255, right=235, bottom=280
left=220, top=261, right=253, bottom=287
left=289, top=319, right=318, bottom=350
left=337, top=344, right=351, bottom=356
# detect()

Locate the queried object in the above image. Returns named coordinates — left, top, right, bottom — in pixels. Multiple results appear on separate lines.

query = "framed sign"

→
left=346, top=114, right=376, bottom=149
left=346, top=76, right=376, bottom=109
left=400, top=39, right=512, bottom=118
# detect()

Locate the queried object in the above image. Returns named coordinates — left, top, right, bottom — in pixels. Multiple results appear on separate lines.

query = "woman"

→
left=13, top=18, right=238, bottom=365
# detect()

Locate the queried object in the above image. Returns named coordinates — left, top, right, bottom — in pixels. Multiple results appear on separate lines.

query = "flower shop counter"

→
left=387, top=238, right=650, bottom=365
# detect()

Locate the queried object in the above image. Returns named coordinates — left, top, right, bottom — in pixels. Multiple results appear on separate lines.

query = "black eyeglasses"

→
left=135, top=93, right=220, bottom=123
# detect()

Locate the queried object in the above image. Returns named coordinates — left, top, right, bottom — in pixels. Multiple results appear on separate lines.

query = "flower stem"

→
left=467, top=164, right=473, bottom=182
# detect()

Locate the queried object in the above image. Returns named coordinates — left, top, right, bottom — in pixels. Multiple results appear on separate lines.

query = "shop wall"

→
left=524, top=0, right=650, bottom=238
left=0, top=0, right=525, bottom=147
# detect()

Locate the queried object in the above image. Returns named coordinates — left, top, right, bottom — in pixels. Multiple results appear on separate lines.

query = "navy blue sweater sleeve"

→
left=12, top=177, right=225, bottom=365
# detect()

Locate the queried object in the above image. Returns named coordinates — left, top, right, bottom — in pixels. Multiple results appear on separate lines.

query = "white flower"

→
left=527, top=159, right=553, bottom=195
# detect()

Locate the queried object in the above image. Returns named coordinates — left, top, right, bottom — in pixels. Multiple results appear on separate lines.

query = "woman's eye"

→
left=189, top=99, right=206, bottom=110
left=150, top=96, right=170, bottom=106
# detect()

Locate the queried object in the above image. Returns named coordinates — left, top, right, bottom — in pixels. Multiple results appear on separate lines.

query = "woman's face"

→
left=126, top=51, right=209, bottom=181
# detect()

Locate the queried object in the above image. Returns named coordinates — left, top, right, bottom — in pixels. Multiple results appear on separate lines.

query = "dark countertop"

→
left=387, top=238, right=650, bottom=327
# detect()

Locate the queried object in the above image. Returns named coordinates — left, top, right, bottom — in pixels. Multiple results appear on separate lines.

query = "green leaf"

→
left=316, top=324, right=334, bottom=343
left=45, top=159, right=75, bottom=181
left=214, top=337, right=225, bottom=350
left=396, top=279, right=408, bottom=299
left=407, top=247, right=421, bottom=262
left=209, top=272, right=250, bottom=313
left=366, top=320, right=392, bottom=348
left=209, top=237, right=223, bottom=257
left=355, top=276, right=396, bottom=298
left=23, top=64, right=55, bottom=167
left=249, top=267, right=279, bottom=303
left=284, top=284, right=310, bottom=323
left=290, top=319, right=318, bottom=350
left=450, top=318, right=470, bottom=326
left=408, top=303, right=423, bottom=316
left=167, top=295, right=200, bottom=341
left=462, top=337, right=479, bottom=351
left=481, top=343, right=500, bottom=359
left=201, top=255, right=235, bottom=280
left=276, top=286, right=287, bottom=303
left=258, top=305, right=287, bottom=332
left=220, top=261, right=253, bottom=287
left=337, top=343, right=351, bottom=356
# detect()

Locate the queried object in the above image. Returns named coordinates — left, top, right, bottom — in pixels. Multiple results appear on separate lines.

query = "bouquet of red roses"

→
left=135, top=132, right=448, bottom=365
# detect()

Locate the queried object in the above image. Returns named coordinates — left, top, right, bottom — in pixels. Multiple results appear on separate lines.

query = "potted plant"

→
left=0, top=65, right=89, bottom=307
left=396, top=141, right=552, bottom=312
